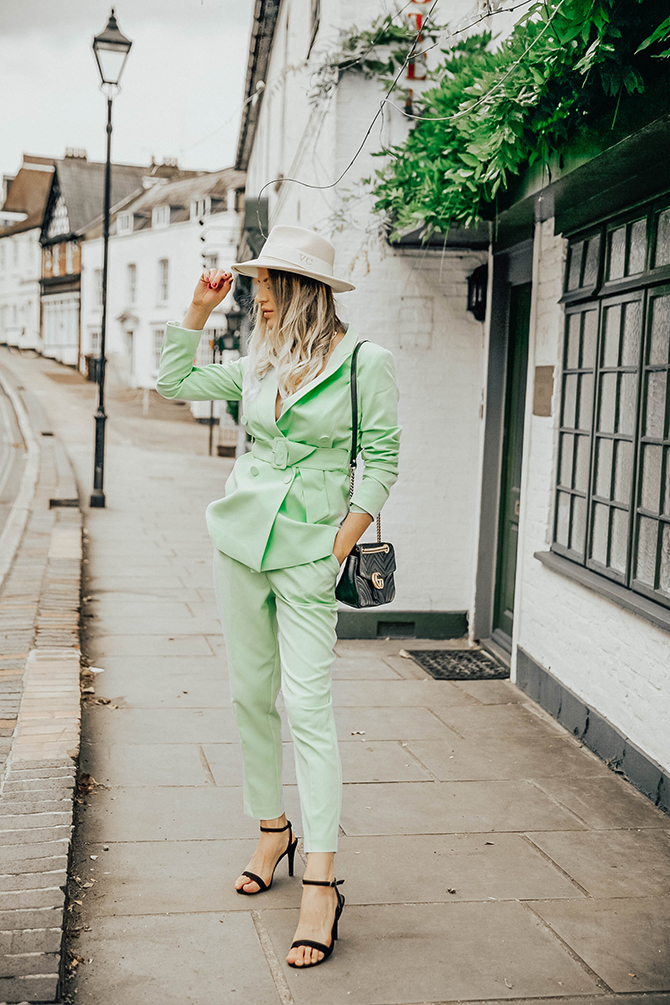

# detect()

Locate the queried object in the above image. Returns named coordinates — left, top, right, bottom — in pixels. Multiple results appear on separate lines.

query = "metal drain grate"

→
left=407, top=649, right=509, bottom=681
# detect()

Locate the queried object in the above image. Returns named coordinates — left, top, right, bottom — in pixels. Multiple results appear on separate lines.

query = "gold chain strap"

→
left=348, top=463, right=382, bottom=543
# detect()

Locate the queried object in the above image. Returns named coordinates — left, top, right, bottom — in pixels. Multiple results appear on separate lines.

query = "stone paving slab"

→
left=339, top=780, right=588, bottom=835
left=69, top=911, right=279, bottom=1005
left=532, top=774, right=670, bottom=830
left=526, top=828, right=670, bottom=898
left=529, top=897, right=670, bottom=991
left=261, top=901, right=604, bottom=1004
left=406, top=732, right=611, bottom=781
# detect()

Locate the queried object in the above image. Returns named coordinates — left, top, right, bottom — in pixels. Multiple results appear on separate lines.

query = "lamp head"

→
left=93, top=8, right=132, bottom=87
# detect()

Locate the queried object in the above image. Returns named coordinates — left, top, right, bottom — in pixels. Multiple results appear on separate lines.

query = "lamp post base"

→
left=90, top=489, right=106, bottom=508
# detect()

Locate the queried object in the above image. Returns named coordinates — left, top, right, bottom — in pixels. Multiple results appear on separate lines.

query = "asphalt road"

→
left=0, top=370, right=27, bottom=540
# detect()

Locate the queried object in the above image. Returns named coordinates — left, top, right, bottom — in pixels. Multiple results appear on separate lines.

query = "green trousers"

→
left=213, top=548, right=342, bottom=853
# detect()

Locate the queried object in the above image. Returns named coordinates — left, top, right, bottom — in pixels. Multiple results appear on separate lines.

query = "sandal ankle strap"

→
left=302, top=877, right=344, bottom=888
left=260, top=820, right=292, bottom=833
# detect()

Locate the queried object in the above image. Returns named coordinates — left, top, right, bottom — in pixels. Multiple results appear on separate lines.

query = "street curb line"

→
left=0, top=367, right=40, bottom=592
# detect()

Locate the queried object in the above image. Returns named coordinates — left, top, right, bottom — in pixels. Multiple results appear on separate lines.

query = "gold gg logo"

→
left=371, top=572, right=384, bottom=589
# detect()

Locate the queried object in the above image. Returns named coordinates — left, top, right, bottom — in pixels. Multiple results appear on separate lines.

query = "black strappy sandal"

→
left=287, top=878, right=345, bottom=968
left=236, top=820, right=298, bottom=895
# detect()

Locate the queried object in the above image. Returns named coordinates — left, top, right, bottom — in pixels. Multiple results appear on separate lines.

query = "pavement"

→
left=0, top=352, right=82, bottom=1004
left=1, top=346, right=669, bottom=1005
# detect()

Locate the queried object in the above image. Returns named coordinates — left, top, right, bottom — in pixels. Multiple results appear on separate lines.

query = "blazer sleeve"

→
left=156, top=321, right=245, bottom=401
left=349, top=345, right=401, bottom=517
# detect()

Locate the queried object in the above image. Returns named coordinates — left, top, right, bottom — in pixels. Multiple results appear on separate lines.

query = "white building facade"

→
left=80, top=168, right=245, bottom=424
left=237, top=0, right=670, bottom=807
left=0, top=158, right=54, bottom=351
left=236, top=0, right=500, bottom=635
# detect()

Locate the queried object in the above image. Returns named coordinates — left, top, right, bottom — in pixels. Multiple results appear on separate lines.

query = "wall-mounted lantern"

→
left=467, top=264, right=488, bottom=322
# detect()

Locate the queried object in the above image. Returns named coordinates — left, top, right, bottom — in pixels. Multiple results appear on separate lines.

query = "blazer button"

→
left=240, top=415, right=248, bottom=426
left=284, top=471, right=292, bottom=484
left=319, top=435, right=329, bottom=445
left=250, top=465, right=259, bottom=476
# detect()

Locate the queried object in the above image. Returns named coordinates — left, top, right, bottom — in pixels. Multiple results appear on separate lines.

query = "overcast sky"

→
left=0, top=0, right=254, bottom=182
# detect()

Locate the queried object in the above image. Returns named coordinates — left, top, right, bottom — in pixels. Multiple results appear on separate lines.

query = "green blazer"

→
left=157, top=321, right=400, bottom=572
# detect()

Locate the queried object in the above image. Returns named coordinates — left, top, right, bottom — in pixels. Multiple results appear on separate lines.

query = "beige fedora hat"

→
left=232, top=225, right=356, bottom=293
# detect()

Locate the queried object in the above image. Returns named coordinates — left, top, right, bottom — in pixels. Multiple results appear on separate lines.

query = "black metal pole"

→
left=208, top=339, right=216, bottom=457
left=90, top=95, right=113, bottom=508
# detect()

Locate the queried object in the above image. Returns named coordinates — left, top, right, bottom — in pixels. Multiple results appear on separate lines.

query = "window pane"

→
left=578, top=373, right=594, bottom=430
left=660, top=524, right=670, bottom=595
left=635, top=516, right=658, bottom=586
left=613, top=439, right=633, bottom=504
left=595, top=436, right=612, bottom=498
left=571, top=495, right=587, bottom=554
left=563, top=373, right=577, bottom=428
left=559, top=433, right=574, bottom=488
left=641, top=443, right=663, bottom=513
left=654, top=208, right=670, bottom=268
left=591, top=502, right=609, bottom=564
left=598, top=372, right=616, bottom=433
left=627, top=218, right=647, bottom=275
left=621, top=299, right=642, bottom=365
left=566, top=313, right=580, bottom=369
left=574, top=434, right=590, bottom=493
left=583, top=235, right=600, bottom=287
left=581, top=308, right=598, bottom=368
left=556, top=492, right=570, bottom=547
left=649, top=294, right=670, bottom=365
left=602, top=304, right=621, bottom=367
left=617, top=372, right=638, bottom=437
left=608, top=227, right=626, bottom=280
left=644, top=370, right=667, bottom=439
left=567, top=243, right=583, bottom=290
left=610, top=507, right=629, bottom=574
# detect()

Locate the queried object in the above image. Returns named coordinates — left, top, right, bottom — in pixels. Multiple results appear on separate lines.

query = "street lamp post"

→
left=90, top=9, right=132, bottom=508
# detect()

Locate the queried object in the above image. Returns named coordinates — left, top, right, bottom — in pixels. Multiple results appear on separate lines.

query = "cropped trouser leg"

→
left=213, top=549, right=342, bottom=853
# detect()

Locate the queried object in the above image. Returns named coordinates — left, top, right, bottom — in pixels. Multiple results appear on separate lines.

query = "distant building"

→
left=39, top=151, right=201, bottom=367
left=0, top=156, right=54, bottom=351
left=80, top=167, right=245, bottom=425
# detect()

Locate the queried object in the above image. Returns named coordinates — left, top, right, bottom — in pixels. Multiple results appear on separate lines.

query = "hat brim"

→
left=232, top=256, right=355, bottom=293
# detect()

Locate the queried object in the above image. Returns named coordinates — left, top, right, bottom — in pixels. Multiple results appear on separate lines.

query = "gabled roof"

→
left=82, top=167, right=246, bottom=238
left=47, top=158, right=147, bottom=238
left=0, top=160, right=55, bottom=236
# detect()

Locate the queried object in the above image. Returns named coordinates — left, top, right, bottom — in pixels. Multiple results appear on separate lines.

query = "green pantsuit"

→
left=214, top=549, right=342, bottom=851
left=157, top=320, right=400, bottom=852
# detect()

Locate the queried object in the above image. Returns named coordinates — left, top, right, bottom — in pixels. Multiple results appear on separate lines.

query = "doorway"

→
left=491, top=282, right=531, bottom=648
left=474, top=240, right=533, bottom=659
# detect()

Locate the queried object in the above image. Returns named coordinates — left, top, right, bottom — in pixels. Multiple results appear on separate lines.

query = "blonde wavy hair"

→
left=245, top=269, right=346, bottom=399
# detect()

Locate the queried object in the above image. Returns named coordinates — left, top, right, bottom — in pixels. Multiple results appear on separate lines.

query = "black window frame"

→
left=552, top=193, right=670, bottom=612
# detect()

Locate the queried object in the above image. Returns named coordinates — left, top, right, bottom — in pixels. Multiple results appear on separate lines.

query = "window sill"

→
left=534, top=550, right=670, bottom=635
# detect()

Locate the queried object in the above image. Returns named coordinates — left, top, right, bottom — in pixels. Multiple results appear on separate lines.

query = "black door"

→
left=492, top=282, right=531, bottom=648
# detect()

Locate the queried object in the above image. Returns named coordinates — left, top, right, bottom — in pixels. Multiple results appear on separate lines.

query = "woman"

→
left=157, top=225, right=400, bottom=968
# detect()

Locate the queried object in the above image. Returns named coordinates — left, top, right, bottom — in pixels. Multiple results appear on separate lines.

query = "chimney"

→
left=64, top=148, right=88, bottom=160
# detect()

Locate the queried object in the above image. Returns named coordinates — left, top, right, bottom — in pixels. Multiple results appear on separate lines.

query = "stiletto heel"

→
left=288, top=878, right=345, bottom=968
left=287, top=836, right=298, bottom=876
left=236, top=820, right=297, bottom=895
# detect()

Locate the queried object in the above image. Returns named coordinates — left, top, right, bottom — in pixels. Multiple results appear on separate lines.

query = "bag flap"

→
left=357, top=543, right=396, bottom=578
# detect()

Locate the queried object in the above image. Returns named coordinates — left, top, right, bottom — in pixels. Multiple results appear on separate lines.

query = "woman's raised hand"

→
left=192, top=268, right=234, bottom=310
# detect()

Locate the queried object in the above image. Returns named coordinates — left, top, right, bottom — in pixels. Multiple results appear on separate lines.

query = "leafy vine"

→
left=358, top=0, right=670, bottom=238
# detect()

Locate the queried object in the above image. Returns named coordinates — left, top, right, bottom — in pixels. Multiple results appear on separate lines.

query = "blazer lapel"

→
left=279, top=323, right=359, bottom=418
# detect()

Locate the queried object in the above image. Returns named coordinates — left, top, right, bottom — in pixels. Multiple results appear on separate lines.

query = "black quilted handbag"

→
left=335, top=341, right=397, bottom=609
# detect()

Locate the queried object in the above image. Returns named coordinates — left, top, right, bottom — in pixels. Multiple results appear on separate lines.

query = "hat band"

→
left=258, top=241, right=334, bottom=278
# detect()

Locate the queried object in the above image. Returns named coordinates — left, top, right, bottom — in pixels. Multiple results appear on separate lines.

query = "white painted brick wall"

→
left=243, top=0, right=489, bottom=613
left=514, top=219, right=670, bottom=774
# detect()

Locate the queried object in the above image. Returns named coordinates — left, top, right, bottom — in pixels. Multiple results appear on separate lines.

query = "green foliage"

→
left=363, top=0, right=670, bottom=238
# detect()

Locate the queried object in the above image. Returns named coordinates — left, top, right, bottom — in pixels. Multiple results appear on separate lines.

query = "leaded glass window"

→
left=553, top=196, right=670, bottom=610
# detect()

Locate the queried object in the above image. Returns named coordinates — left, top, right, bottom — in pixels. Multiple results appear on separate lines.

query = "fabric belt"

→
left=251, top=438, right=350, bottom=471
